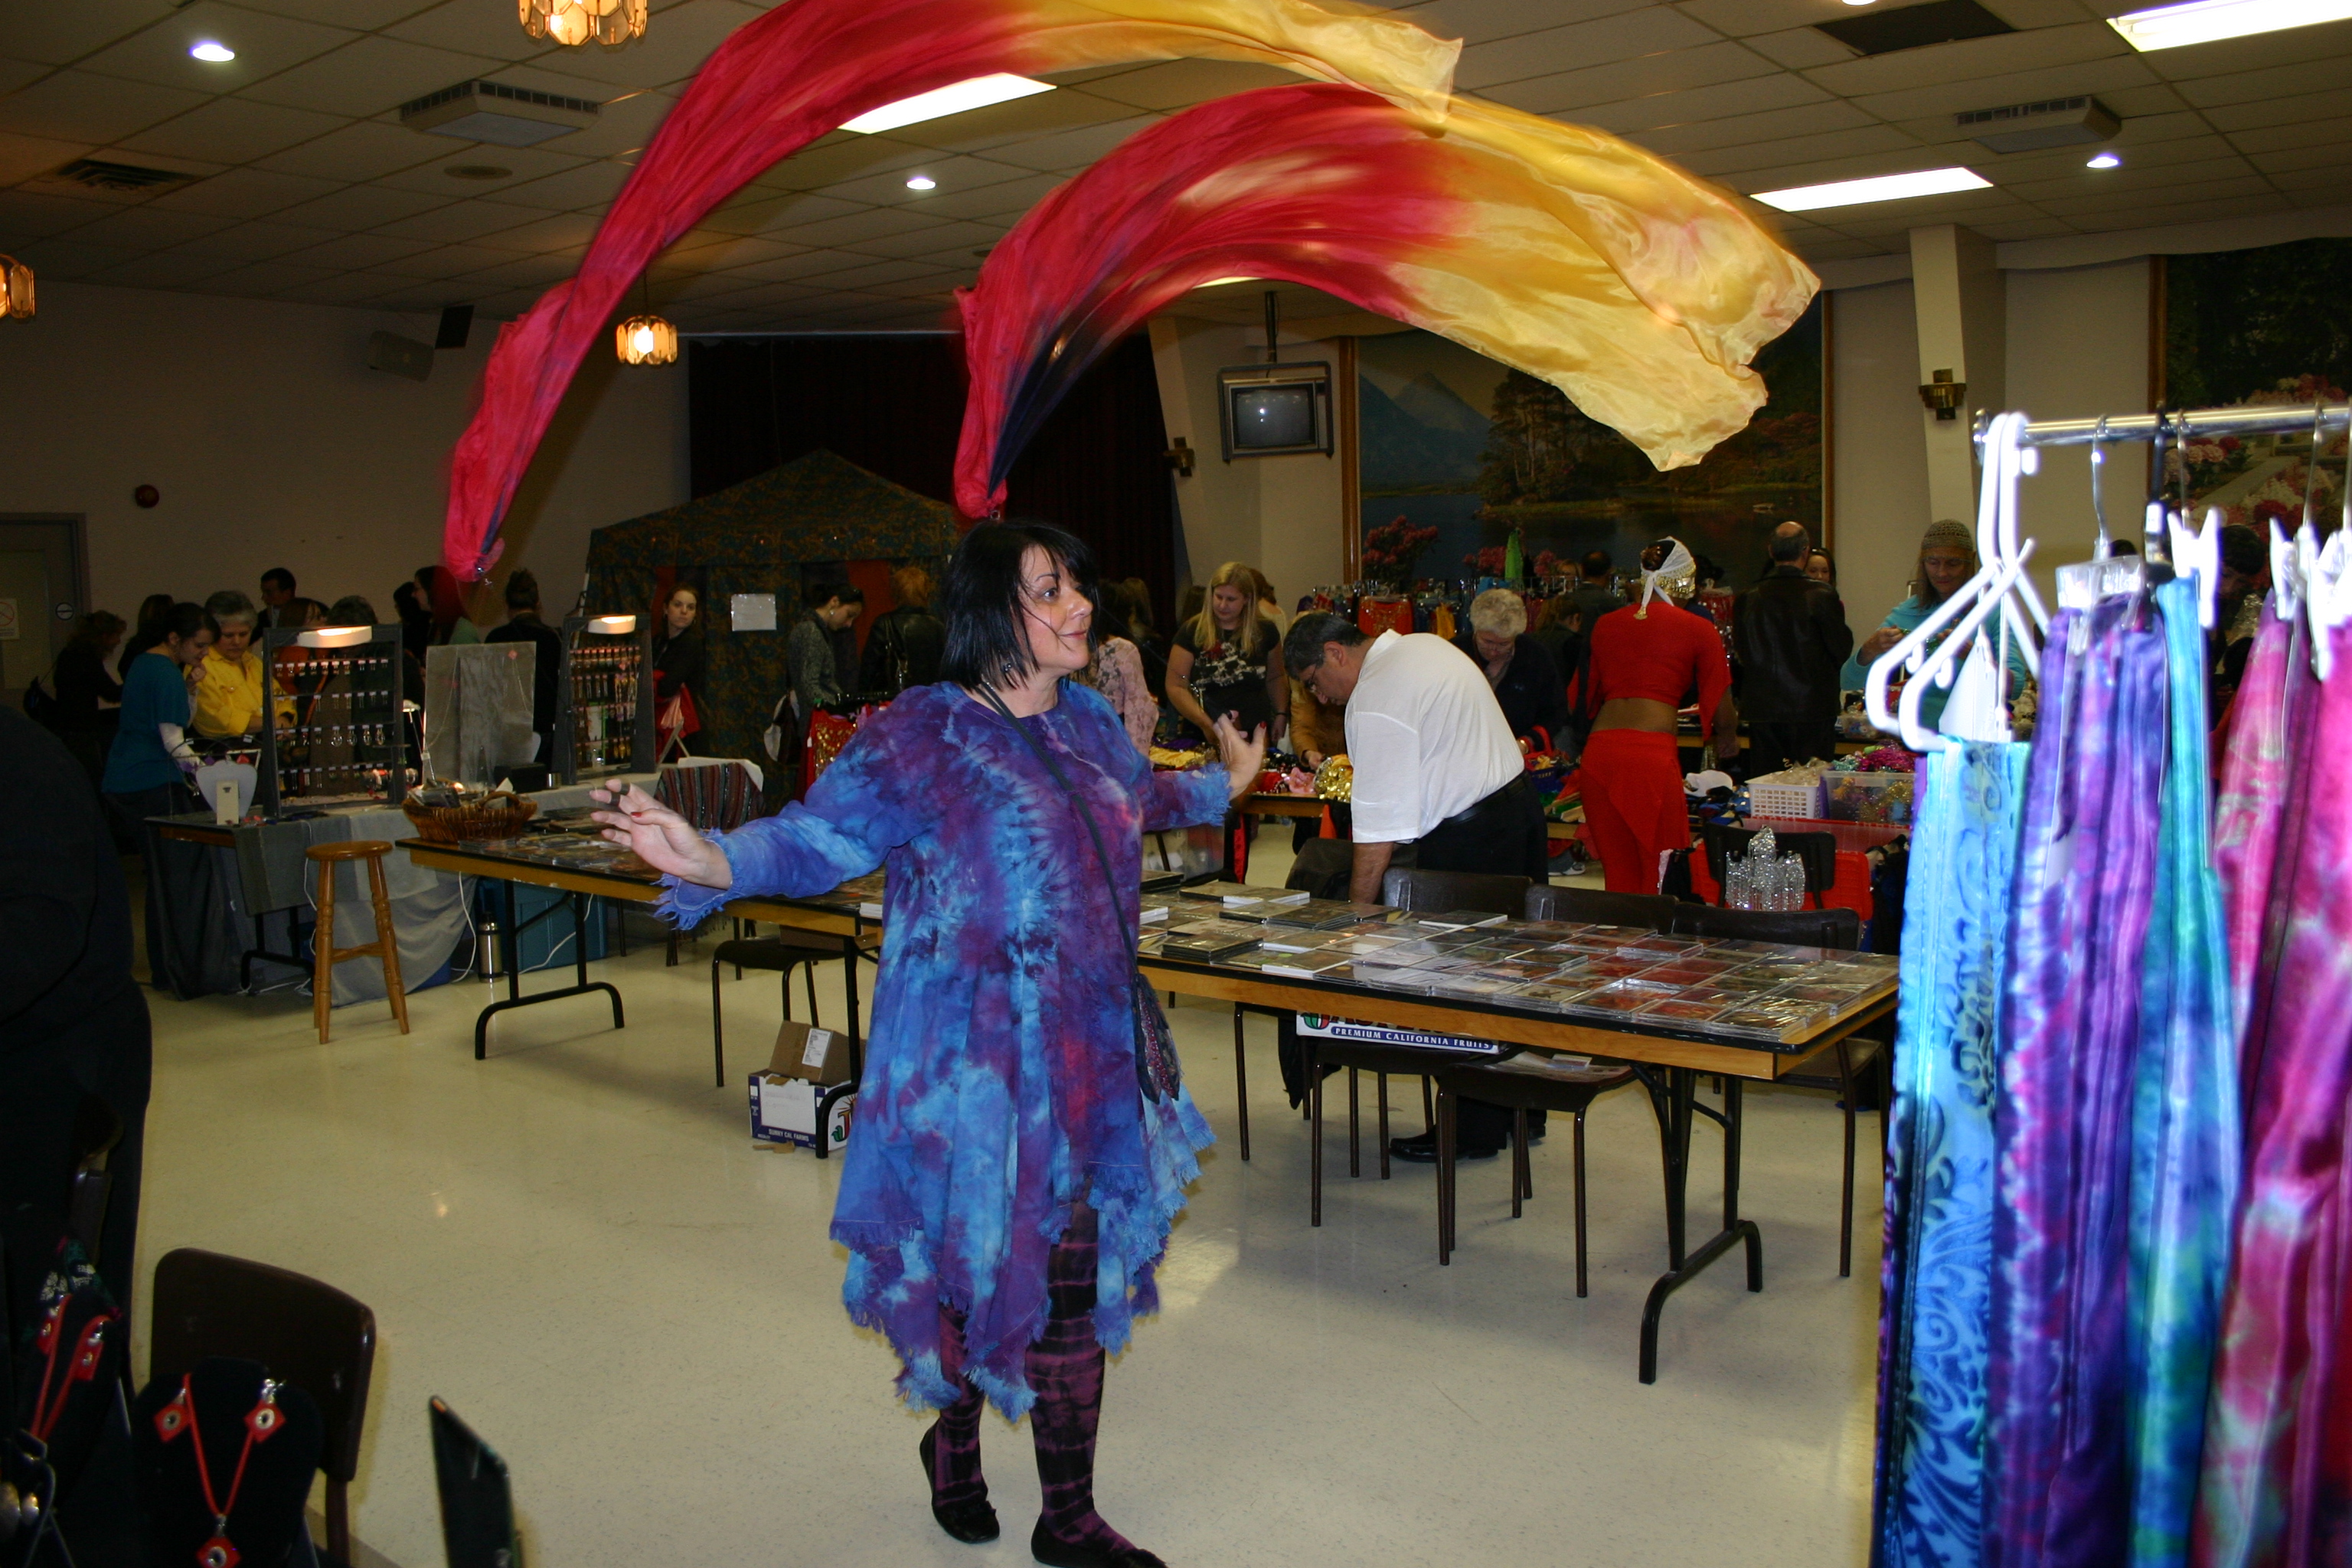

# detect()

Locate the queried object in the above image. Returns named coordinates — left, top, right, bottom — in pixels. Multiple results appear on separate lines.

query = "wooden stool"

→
left=305, top=841, right=410, bottom=1044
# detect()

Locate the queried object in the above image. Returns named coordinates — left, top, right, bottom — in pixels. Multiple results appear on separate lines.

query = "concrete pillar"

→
left=1908, top=224, right=2005, bottom=528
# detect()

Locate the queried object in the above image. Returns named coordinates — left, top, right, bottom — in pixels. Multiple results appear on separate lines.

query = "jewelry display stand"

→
left=555, top=615, right=652, bottom=785
left=257, top=624, right=407, bottom=816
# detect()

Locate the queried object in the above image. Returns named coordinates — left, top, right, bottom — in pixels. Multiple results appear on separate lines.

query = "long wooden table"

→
left=399, top=836, right=1890, bottom=1382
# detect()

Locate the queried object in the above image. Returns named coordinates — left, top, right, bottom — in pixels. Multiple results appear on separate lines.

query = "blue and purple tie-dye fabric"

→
left=659, top=681, right=1230, bottom=1419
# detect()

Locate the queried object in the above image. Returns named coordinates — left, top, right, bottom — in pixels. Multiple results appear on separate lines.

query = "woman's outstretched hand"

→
left=589, top=782, right=733, bottom=888
left=1214, top=715, right=1269, bottom=804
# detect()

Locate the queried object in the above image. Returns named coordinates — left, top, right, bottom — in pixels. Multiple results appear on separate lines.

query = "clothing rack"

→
left=1973, top=400, right=2351, bottom=449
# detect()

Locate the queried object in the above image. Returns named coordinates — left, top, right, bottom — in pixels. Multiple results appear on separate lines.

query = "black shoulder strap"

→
left=972, top=684, right=1137, bottom=952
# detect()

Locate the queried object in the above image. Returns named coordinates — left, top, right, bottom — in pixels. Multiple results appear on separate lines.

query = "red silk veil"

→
left=439, top=0, right=1458, bottom=581
left=952, top=82, right=1818, bottom=518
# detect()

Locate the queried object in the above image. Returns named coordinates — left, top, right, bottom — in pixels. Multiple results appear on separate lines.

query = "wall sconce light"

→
left=519, top=0, right=645, bottom=47
left=1919, top=368, right=1967, bottom=421
left=1164, top=436, right=1195, bottom=477
left=0, top=254, right=35, bottom=319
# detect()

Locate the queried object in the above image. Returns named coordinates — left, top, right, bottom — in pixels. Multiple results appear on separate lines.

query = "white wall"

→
left=0, top=280, right=689, bottom=627
left=1148, top=315, right=1348, bottom=607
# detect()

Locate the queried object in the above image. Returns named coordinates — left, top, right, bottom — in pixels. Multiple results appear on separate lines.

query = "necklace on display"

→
left=153, top=1374, right=287, bottom=1568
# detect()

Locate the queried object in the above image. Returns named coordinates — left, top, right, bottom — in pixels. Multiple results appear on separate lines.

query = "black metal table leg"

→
left=472, top=879, right=626, bottom=1059
left=1637, top=1066, right=1763, bottom=1383
left=841, top=929, right=865, bottom=1085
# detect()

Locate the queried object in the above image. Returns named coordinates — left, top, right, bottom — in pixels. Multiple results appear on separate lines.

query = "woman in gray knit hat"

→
left=1839, top=517, right=2029, bottom=732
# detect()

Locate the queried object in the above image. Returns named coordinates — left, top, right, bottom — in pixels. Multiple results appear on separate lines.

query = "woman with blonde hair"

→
left=1165, top=561, right=1284, bottom=746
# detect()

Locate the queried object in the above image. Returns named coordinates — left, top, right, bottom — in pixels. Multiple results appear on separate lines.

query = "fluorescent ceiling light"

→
left=189, top=41, right=236, bottom=61
left=587, top=614, right=637, bottom=635
left=1751, top=166, right=1991, bottom=212
left=2109, top=0, right=2352, bottom=51
left=296, top=626, right=371, bottom=648
left=903, top=174, right=936, bottom=190
left=2087, top=151, right=2122, bottom=168
left=841, top=74, right=1053, bottom=134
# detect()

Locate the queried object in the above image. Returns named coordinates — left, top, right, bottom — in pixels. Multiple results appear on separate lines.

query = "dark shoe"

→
left=1030, top=1520, right=1167, bottom=1568
left=920, top=1426, right=999, bottom=1544
left=1389, top=1138, right=1501, bottom=1165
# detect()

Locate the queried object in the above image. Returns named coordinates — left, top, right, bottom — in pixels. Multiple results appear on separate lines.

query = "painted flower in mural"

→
left=2165, top=434, right=2247, bottom=494
left=1534, top=549, right=1563, bottom=580
left=2243, top=374, right=2348, bottom=407
left=1462, top=544, right=1508, bottom=576
left=1362, top=516, right=1438, bottom=589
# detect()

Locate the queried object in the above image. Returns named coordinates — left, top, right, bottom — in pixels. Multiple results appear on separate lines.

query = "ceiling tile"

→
left=372, top=241, right=518, bottom=278
left=490, top=158, right=633, bottom=211
left=1636, top=101, right=1877, bottom=158
left=1456, top=9, right=1720, bottom=91
left=478, top=79, right=673, bottom=159
left=2228, top=115, right=2352, bottom=155
left=2129, top=17, right=2352, bottom=83
left=2003, top=152, right=2258, bottom=199
left=374, top=143, right=586, bottom=197
left=814, top=153, right=1038, bottom=208
left=253, top=119, right=446, bottom=181
left=2248, top=143, right=2352, bottom=175
left=242, top=37, right=510, bottom=119
left=274, top=273, right=420, bottom=305
left=475, top=208, right=601, bottom=252
left=695, top=188, right=865, bottom=236
left=63, top=204, right=237, bottom=248
left=906, top=170, right=1062, bottom=222
left=166, top=219, right=341, bottom=262
left=978, top=113, right=1161, bottom=172
left=270, top=182, right=451, bottom=231
left=1741, top=28, right=1864, bottom=71
left=197, top=260, right=341, bottom=296
left=715, top=249, right=877, bottom=284
left=840, top=218, right=1008, bottom=260
left=279, top=231, right=441, bottom=270
left=1968, top=216, right=2081, bottom=240
left=0, top=60, right=54, bottom=96
left=0, top=70, right=208, bottom=144
left=2178, top=56, right=2352, bottom=109
left=370, top=197, right=540, bottom=243
left=384, top=0, right=569, bottom=65
left=446, top=253, right=577, bottom=289
left=2034, top=173, right=2266, bottom=217
left=0, top=129, right=91, bottom=185
left=2091, top=83, right=2193, bottom=117
left=2, top=2, right=177, bottom=68
left=1671, top=124, right=1926, bottom=178
left=76, top=2, right=355, bottom=94
left=145, top=168, right=345, bottom=225
left=85, top=250, right=243, bottom=288
left=786, top=256, right=944, bottom=292
left=2201, top=87, right=2352, bottom=132
left=2270, top=164, right=2352, bottom=191
left=877, top=86, right=1148, bottom=155
left=1570, top=72, right=1833, bottom=136
left=1844, top=53, right=2158, bottom=122
left=0, top=188, right=113, bottom=237
left=768, top=206, right=942, bottom=249
left=1073, top=58, right=1304, bottom=111
left=237, top=0, right=443, bottom=26
left=119, top=98, right=351, bottom=164
left=1802, top=21, right=2130, bottom=97
left=12, top=237, right=145, bottom=277
left=1481, top=41, right=1781, bottom=117
left=753, top=135, right=941, bottom=192
left=511, top=0, right=760, bottom=89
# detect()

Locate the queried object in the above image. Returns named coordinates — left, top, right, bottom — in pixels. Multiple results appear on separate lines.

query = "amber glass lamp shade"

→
left=0, top=255, right=35, bottom=319
left=518, top=0, right=645, bottom=47
left=615, top=315, right=677, bottom=366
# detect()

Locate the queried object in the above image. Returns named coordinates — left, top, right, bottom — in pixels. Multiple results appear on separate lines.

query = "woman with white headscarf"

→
left=1576, top=537, right=1740, bottom=894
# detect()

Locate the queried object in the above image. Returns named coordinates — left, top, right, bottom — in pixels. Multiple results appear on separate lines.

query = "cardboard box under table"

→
left=750, top=1021, right=858, bottom=1157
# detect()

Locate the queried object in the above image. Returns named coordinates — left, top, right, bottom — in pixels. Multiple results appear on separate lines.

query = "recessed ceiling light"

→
left=445, top=164, right=513, bottom=181
left=2110, top=0, right=2352, bottom=50
left=1842, top=0, right=1877, bottom=6
left=841, top=74, right=1054, bottom=134
left=188, top=41, right=236, bottom=62
left=904, top=174, right=936, bottom=191
left=1751, top=166, right=1991, bottom=211
left=2086, top=151, right=2122, bottom=168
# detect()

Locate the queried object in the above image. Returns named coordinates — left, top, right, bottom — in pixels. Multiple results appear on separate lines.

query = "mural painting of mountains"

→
left=1361, top=370, right=1489, bottom=492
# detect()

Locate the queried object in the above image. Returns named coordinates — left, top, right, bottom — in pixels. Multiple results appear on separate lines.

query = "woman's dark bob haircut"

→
left=941, top=521, right=1100, bottom=689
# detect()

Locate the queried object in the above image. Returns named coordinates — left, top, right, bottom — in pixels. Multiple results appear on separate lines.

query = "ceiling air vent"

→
left=53, top=158, right=196, bottom=193
left=1957, top=96, right=2121, bottom=152
left=400, top=80, right=598, bottom=148
left=1815, top=0, right=2014, bottom=57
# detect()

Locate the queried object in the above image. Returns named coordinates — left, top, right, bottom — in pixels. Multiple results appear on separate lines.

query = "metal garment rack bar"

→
left=1977, top=401, right=2352, bottom=449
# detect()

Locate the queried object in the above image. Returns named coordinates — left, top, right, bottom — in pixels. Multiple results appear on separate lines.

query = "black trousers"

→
left=1413, top=777, right=1548, bottom=1149
left=1743, top=720, right=1840, bottom=779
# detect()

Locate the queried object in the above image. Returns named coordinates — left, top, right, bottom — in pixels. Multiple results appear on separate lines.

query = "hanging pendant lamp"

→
left=615, top=279, right=675, bottom=365
left=519, top=0, right=645, bottom=48
left=0, top=255, right=35, bottom=319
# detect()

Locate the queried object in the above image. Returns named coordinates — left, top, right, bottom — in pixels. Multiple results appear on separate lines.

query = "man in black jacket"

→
left=1733, top=522, right=1854, bottom=776
left=0, top=706, right=152, bottom=1331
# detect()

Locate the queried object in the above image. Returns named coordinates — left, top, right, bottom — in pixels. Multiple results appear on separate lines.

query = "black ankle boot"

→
left=1030, top=1518, right=1167, bottom=1568
left=920, top=1425, right=999, bottom=1544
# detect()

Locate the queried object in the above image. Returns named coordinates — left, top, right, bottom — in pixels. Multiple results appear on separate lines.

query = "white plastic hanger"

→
left=2167, top=506, right=2221, bottom=630
left=2310, top=527, right=2350, bottom=681
left=1900, top=541, right=2037, bottom=748
left=1865, top=410, right=2047, bottom=751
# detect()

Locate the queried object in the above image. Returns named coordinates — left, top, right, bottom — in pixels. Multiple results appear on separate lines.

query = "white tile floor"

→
left=132, top=857, right=1883, bottom=1568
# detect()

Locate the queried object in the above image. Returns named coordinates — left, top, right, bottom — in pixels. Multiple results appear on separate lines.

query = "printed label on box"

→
left=800, top=1027, right=835, bottom=1070
left=1295, top=1014, right=1501, bottom=1054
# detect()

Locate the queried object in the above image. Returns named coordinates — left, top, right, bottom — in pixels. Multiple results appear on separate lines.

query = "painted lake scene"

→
left=1356, top=299, right=1824, bottom=590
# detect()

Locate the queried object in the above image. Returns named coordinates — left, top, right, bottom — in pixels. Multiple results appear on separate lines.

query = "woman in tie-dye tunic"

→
left=661, top=679, right=1227, bottom=1410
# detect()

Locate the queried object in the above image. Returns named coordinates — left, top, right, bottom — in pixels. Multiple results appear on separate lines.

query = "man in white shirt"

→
left=1282, top=612, right=1547, bottom=1161
left=1281, top=614, right=1540, bottom=903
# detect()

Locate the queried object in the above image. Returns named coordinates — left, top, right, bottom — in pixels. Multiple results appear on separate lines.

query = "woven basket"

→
left=401, top=791, right=537, bottom=844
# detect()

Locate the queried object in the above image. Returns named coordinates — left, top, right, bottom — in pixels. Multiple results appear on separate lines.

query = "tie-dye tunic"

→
left=660, top=681, right=1229, bottom=1417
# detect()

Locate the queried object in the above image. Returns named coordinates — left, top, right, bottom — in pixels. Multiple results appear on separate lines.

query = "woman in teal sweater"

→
left=1841, top=518, right=2030, bottom=734
left=103, top=601, right=216, bottom=984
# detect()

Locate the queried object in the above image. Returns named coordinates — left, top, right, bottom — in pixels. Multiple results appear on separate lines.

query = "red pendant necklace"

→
left=153, top=1374, right=286, bottom=1568
left=28, top=1295, right=118, bottom=1442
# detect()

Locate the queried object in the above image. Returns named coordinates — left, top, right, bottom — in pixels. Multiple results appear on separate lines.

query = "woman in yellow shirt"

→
left=191, top=590, right=290, bottom=739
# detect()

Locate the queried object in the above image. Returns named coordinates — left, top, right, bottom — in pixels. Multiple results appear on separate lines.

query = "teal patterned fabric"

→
left=1873, top=740, right=2028, bottom=1568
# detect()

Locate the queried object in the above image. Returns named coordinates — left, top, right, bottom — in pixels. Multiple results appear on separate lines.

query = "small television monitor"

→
left=1218, top=362, right=1333, bottom=460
